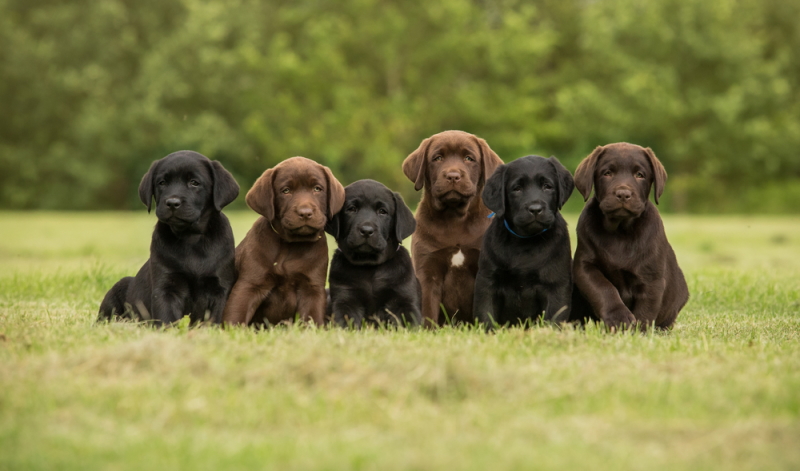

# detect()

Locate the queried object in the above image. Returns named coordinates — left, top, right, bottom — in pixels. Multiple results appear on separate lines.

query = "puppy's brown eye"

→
left=603, top=171, right=612, bottom=177
left=635, top=172, right=645, bottom=179
left=512, top=187, right=522, bottom=193
left=158, top=181, right=166, bottom=187
left=314, top=186, right=323, bottom=192
left=464, top=155, right=475, bottom=162
left=281, top=188, right=290, bottom=194
left=189, top=180, right=200, bottom=187
left=378, top=208, right=388, bottom=215
left=543, top=184, right=553, bottom=190
left=346, top=206, right=357, bottom=213
left=432, top=154, right=443, bottom=162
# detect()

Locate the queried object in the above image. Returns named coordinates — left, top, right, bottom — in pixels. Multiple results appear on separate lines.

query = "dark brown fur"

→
left=571, top=143, right=688, bottom=330
left=402, top=130, right=503, bottom=326
left=223, top=156, right=345, bottom=326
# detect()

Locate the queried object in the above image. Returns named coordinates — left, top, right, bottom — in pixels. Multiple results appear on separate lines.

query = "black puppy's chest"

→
left=152, top=223, right=233, bottom=283
left=485, top=229, right=569, bottom=286
left=329, top=249, right=415, bottom=314
left=332, top=251, right=403, bottom=293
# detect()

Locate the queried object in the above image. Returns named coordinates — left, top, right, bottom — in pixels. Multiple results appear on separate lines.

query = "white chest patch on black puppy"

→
left=451, top=250, right=465, bottom=267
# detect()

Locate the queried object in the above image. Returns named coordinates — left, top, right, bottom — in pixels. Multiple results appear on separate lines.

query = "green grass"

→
left=1, top=211, right=799, bottom=470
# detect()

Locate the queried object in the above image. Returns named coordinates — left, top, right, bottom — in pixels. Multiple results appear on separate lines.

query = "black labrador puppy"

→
left=474, top=155, right=575, bottom=328
left=98, top=150, right=239, bottom=325
left=325, top=179, right=421, bottom=327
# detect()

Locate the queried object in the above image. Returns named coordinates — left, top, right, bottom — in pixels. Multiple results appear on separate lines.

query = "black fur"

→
left=325, top=179, right=421, bottom=327
left=98, top=150, right=239, bottom=325
left=474, top=155, right=575, bottom=328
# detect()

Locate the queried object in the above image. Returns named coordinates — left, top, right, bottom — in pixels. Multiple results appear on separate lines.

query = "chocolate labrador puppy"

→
left=222, top=156, right=345, bottom=326
left=474, top=156, right=575, bottom=328
left=570, top=143, right=689, bottom=330
left=403, top=130, right=504, bottom=326
left=325, top=179, right=421, bottom=327
left=98, top=150, right=240, bottom=324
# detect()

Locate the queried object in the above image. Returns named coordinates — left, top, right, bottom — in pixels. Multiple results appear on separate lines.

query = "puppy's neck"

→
left=601, top=209, right=643, bottom=234
left=267, top=218, right=325, bottom=244
left=338, top=243, right=399, bottom=267
left=423, top=191, right=483, bottom=220
left=162, top=211, right=215, bottom=238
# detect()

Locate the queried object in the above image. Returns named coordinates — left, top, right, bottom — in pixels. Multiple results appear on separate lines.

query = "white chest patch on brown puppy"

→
left=451, top=250, right=465, bottom=267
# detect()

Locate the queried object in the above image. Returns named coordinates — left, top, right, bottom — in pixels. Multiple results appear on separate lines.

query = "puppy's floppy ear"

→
left=475, top=136, right=504, bottom=187
left=548, top=156, right=575, bottom=210
left=574, top=145, right=605, bottom=201
left=643, top=147, right=668, bottom=204
left=402, top=137, right=430, bottom=191
left=481, top=163, right=506, bottom=217
left=392, top=191, right=416, bottom=242
left=324, top=212, right=341, bottom=240
left=209, top=160, right=240, bottom=210
left=245, top=167, right=276, bottom=220
left=322, top=165, right=346, bottom=219
left=138, top=159, right=160, bottom=213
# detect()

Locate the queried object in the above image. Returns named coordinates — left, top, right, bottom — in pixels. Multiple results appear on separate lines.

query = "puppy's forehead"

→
left=429, top=132, right=480, bottom=156
left=346, top=180, right=393, bottom=203
left=599, top=144, right=649, bottom=167
left=505, top=155, right=553, bottom=181
left=273, top=156, right=327, bottom=186
left=158, top=154, right=211, bottom=179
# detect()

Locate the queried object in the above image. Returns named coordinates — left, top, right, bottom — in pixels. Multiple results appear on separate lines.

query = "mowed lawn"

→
left=0, top=211, right=798, bottom=470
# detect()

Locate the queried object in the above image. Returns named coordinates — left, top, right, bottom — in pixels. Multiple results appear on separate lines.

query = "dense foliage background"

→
left=2, top=0, right=799, bottom=212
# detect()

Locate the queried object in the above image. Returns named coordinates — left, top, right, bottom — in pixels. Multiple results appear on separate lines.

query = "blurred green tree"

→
left=0, top=0, right=798, bottom=212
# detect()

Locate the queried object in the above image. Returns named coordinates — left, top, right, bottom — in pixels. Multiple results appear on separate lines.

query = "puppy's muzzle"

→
left=165, top=197, right=181, bottom=210
left=527, top=203, right=544, bottom=217
left=359, top=224, right=375, bottom=238
left=602, top=185, right=643, bottom=216
left=614, top=188, right=632, bottom=203
left=444, top=171, right=462, bottom=184
left=296, top=205, right=314, bottom=220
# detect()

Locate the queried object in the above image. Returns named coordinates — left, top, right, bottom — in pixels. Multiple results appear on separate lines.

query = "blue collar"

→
left=488, top=212, right=548, bottom=239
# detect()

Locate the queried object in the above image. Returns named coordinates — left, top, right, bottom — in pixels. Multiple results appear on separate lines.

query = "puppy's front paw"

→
left=603, top=306, right=636, bottom=332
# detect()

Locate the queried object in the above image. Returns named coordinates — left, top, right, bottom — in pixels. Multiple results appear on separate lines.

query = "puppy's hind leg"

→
left=98, top=277, right=133, bottom=321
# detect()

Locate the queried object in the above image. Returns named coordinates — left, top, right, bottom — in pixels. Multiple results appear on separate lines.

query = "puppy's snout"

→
left=165, top=197, right=181, bottom=210
left=615, top=189, right=632, bottom=202
left=359, top=225, right=375, bottom=238
left=297, top=206, right=314, bottom=220
left=445, top=171, right=461, bottom=183
left=527, top=203, right=544, bottom=216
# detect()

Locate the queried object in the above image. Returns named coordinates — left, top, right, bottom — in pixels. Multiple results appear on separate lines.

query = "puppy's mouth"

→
left=279, top=222, right=325, bottom=242
left=341, top=245, right=388, bottom=266
left=509, top=216, right=553, bottom=237
left=348, top=240, right=385, bottom=254
left=157, top=211, right=201, bottom=228
left=287, top=225, right=319, bottom=235
left=433, top=189, right=476, bottom=206
left=599, top=200, right=645, bottom=219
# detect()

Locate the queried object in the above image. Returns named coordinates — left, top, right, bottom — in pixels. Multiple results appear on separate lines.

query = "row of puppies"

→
left=97, top=152, right=418, bottom=326
left=98, top=130, right=688, bottom=330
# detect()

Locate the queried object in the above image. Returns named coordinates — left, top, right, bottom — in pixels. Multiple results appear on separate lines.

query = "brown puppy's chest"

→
left=233, top=219, right=328, bottom=325
left=438, top=245, right=480, bottom=320
left=413, top=210, right=487, bottom=322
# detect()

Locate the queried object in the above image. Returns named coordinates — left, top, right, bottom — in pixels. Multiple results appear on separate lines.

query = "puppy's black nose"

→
left=615, top=189, right=632, bottom=201
left=359, top=225, right=375, bottom=237
left=445, top=171, right=461, bottom=183
left=528, top=203, right=544, bottom=216
left=165, top=197, right=181, bottom=210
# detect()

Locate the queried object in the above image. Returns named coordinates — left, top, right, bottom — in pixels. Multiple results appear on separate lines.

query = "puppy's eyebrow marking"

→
left=451, top=250, right=465, bottom=267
